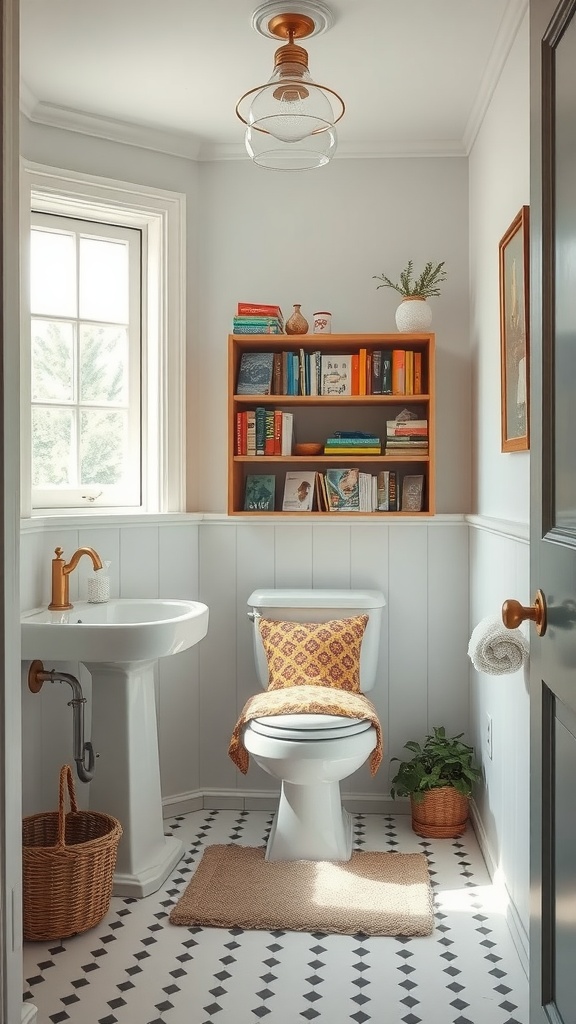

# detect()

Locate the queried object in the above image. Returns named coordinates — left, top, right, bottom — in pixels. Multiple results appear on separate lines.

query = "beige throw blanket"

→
left=228, top=685, right=383, bottom=775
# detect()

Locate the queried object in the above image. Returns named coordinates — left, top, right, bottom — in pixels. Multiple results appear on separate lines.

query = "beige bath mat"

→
left=169, top=844, right=433, bottom=937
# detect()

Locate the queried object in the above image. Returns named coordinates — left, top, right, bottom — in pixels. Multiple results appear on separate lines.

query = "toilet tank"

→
left=247, top=588, right=386, bottom=693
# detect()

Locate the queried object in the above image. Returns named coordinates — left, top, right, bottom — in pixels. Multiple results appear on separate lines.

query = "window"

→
left=31, top=212, right=142, bottom=508
left=22, top=164, right=186, bottom=515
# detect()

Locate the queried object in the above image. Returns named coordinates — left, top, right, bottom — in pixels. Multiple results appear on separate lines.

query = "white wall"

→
left=195, top=157, right=471, bottom=514
left=21, top=120, right=471, bottom=516
left=468, top=10, right=530, bottom=962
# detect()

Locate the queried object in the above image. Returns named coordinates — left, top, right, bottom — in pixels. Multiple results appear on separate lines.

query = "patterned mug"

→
left=313, top=311, right=332, bottom=333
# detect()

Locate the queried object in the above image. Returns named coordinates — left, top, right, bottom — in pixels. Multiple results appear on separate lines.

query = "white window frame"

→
left=21, top=162, right=186, bottom=516
left=31, top=211, right=142, bottom=508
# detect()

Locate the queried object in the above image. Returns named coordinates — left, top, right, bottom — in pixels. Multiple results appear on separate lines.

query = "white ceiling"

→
left=20, top=0, right=527, bottom=161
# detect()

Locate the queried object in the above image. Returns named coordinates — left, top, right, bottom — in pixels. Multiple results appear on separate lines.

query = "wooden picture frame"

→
left=499, top=206, right=530, bottom=452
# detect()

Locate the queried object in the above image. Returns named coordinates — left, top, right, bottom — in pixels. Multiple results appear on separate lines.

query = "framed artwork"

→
left=499, top=206, right=530, bottom=452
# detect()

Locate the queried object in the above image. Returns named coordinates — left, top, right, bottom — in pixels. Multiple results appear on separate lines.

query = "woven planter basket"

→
left=22, top=764, right=122, bottom=941
left=410, top=786, right=469, bottom=838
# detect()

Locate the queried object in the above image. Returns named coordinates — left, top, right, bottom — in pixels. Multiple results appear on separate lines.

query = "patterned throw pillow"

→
left=258, top=615, right=369, bottom=692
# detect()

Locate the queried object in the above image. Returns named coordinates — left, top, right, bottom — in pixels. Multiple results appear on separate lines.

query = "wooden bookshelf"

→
left=228, top=333, right=436, bottom=516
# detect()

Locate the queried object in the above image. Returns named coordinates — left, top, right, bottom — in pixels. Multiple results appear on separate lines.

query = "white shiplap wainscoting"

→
left=20, top=514, right=469, bottom=819
left=467, top=514, right=530, bottom=974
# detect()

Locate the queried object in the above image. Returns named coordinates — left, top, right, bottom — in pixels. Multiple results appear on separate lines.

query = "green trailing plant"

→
left=373, top=260, right=447, bottom=298
left=390, top=726, right=481, bottom=803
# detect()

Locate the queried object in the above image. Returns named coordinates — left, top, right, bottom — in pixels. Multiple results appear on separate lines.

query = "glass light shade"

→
left=245, top=124, right=337, bottom=170
left=247, top=61, right=338, bottom=143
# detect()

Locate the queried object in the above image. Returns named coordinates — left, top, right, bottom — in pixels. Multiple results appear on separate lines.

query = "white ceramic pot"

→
left=395, top=296, right=433, bottom=332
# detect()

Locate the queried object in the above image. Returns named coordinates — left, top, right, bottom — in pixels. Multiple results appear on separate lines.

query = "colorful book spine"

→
left=236, top=411, right=246, bottom=456
left=324, top=447, right=382, bottom=455
left=237, top=303, right=283, bottom=318
left=358, top=348, right=367, bottom=396
left=414, top=351, right=422, bottom=394
left=233, top=324, right=283, bottom=334
left=381, top=351, right=392, bottom=394
left=264, top=409, right=275, bottom=455
left=351, top=353, right=359, bottom=394
left=273, top=409, right=283, bottom=456
left=246, top=410, right=256, bottom=456
left=255, top=407, right=266, bottom=455
left=325, top=437, right=380, bottom=446
left=392, top=350, right=405, bottom=394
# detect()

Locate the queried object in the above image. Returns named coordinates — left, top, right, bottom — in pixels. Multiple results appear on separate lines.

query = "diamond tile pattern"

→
left=23, top=811, right=528, bottom=1023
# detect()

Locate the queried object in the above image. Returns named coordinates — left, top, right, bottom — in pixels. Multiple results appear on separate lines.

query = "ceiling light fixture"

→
left=236, top=2, right=344, bottom=170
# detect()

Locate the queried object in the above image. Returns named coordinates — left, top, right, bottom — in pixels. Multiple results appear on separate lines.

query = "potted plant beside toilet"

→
left=390, top=726, right=481, bottom=838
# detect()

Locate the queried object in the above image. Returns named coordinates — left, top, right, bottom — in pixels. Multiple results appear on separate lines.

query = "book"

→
left=237, top=302, right=283, bottom=319
left=358, top=348, right=367, bottom=396
left=264, top=409, right=275, bottom=455
left=273, top=409, right=282, bottom=455
left=377, top=470, right=390, bottom=511
left=233, top=324, right=283, bottom=334
left=244, top=474, right=275, bottom=511
left=236, top=352, right=274, bottom=394
left=320, top=354, right=352, bottom=396
left=325, top=436, right=380, bottom=446
left=236, top=411, right=246, bottom=455
left=351, top=353, right=359, bottom=394
left=272, top=352, right=282, bottom=394
left=323, top=444, right=381, bottom=452
left=388, top=471, right=398, bottom=512
left=414, top=351, right=423, bottom=394
left=324, top=468, right=360, bottom=511
left=401, top=474, right=425, bottom=512
left=246, top=410, right=256, bottom=456
left=282, top=471, right=316, bottom=511
left=381, top=351, right=392, bottom=394
left=233, top=316, right=283, bottom=327
left=371, top=350, right=383, bottom=394
left=255, top=406, right=266, bottom=455
left=281, top=411, right=294, bottom=456
left=392, top=349, right=405, bottom=394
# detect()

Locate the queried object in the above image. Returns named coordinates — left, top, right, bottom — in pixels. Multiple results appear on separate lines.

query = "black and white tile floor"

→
left=23, top=810, right=529, bottom=1024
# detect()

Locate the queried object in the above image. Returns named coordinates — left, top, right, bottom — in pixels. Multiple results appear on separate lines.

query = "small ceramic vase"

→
left=395, top=296, right=433, bottom=332
left=285, top=303, right=309, bottom=335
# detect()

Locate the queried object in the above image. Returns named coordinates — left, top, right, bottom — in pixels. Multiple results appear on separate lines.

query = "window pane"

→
left=32, top=407, right=74, bottom=485
left=79, top=236, right=129, bottom=323
left=80, top=409, right=128, bottom=485
left=79, top=325, right=128, bottom=404
left=30, top=228, right=76, bottom=317
left=32, top=319, right=74, bottom=402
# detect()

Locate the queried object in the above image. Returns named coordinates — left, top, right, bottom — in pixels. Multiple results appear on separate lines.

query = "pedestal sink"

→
left=21, top=598, right=209, bottom=898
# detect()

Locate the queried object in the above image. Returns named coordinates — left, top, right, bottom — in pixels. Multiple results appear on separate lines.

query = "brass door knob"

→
left=502, top=589, right=547, bottom=636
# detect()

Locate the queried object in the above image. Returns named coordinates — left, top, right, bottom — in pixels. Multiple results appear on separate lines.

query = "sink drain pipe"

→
left=28, top=659, right=96, bottom=783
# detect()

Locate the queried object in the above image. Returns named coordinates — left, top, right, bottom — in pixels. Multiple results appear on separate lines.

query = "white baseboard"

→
left=162, top=788, right=410, bottom=817
left=470, top=800, right=529, bottom=976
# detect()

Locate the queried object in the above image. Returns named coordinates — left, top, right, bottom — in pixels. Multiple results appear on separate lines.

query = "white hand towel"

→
left=468, top=616, right=529, bottom=675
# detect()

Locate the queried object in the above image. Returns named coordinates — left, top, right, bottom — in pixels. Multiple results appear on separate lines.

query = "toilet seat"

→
left=249, top=713, right=372, bottom=742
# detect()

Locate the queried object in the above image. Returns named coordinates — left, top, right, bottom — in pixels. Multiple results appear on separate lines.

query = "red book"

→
left=264, top=409, right=275, bottom=455
left=237, top=302, right=283, bottom=318
left=236, top=411, right=247, bottom=455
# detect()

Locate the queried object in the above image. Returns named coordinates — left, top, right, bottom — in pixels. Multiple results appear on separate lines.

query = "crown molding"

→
left=21, top=92, right=204, bottom=161
left=463, top=0, right=529, bottom=155
left=200, top=138, right=466, bottom=161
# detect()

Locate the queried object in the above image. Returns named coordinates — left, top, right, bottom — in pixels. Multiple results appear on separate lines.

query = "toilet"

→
left=244, top=588, right=386, bottom=862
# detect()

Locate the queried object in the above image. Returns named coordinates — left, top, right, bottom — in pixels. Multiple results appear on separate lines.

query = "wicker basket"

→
left=22, top=764, right=123, bottom=941
left=410, top=786, right=469, bottom=838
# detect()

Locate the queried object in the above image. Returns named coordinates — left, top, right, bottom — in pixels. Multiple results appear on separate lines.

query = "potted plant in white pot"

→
left=390, top=726, right=481, bottom=838
left=373, top=260, right=446, bottom=332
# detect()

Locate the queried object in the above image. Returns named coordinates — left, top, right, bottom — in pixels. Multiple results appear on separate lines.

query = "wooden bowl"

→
left=294, top=442, right=323, bottom=456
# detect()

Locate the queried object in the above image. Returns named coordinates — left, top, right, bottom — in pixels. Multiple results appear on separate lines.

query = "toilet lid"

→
left=249, top=713, right=373, bottom=741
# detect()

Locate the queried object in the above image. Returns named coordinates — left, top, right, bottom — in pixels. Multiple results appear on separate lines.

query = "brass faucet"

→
left=48, top=546, right=104, bottom=611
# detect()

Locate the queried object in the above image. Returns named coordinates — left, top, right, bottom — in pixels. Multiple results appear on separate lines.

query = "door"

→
left=530, top=1, right=576, bottom=1020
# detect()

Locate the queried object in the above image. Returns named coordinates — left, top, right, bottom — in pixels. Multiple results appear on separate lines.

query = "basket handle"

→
left=57, top=764, right=78, bottom=847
